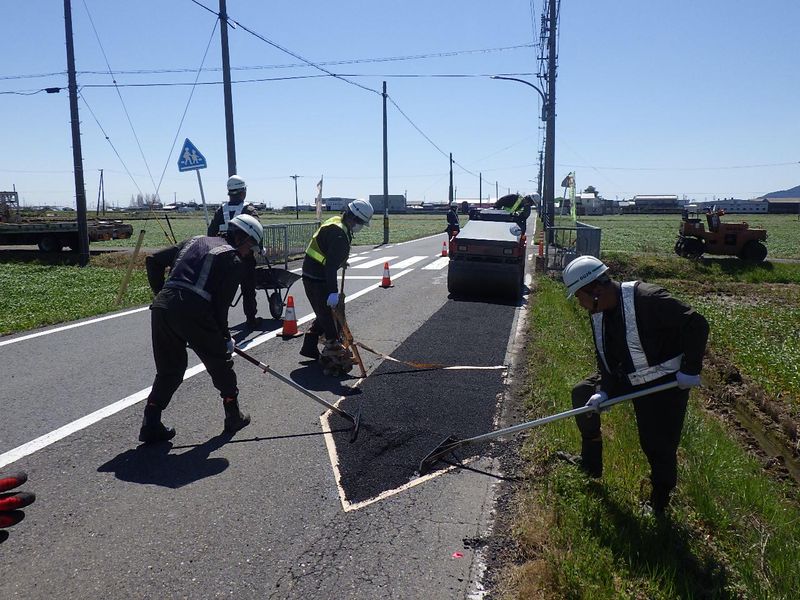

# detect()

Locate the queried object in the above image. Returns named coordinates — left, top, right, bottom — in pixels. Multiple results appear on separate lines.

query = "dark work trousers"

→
left=572, top=374, right=689, bottom=494
left=240, top=253, right=258, bottom=320
left=148, top=296, right=238, bottom=410
left=302, top=276, right=337, bottom=340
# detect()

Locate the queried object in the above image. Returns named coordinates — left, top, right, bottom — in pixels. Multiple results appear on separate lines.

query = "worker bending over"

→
left=559, top=256, right=709, bottom=515
left=140, top=214, right=263, bottom=443
left=207, top=175, right=262, bottom=329
left=300, top=199, right=373, bottom=365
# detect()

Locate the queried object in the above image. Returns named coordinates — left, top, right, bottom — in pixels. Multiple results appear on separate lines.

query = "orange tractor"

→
left=674, top=208, right=768, bottom=262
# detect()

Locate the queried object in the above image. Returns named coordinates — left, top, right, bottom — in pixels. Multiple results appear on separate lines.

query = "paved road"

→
left=0, top=231, right=533, bottom=599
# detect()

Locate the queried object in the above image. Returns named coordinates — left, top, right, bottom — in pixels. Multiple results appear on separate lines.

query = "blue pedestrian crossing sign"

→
left=177, top=138, right=207, bottom=172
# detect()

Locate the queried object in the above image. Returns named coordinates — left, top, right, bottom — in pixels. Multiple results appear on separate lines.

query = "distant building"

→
left=369, top=194, right=407, bottom=213
left=765, top=198, right=800, bottom=214
left=686, top=198, right=768, bottom=214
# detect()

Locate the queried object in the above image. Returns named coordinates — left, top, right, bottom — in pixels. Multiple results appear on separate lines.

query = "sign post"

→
left=177, top=138, right=209, bottom=227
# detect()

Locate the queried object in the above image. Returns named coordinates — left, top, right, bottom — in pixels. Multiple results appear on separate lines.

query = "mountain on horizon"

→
left=763, top=184, right=800, bottom=198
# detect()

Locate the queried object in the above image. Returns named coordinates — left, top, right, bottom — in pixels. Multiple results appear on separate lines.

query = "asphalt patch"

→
left=333, top=298, right=517, bottom=504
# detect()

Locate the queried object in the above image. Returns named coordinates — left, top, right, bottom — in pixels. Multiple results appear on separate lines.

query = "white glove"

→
left=326, top=292, right=340, bottom=308
left=225, top=338, right=235, bottom=354
left=676, top=371, right=701, bottom=389
left=585, top=391, right=609, bottom=413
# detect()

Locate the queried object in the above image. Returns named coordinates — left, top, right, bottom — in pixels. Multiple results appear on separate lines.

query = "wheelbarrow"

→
left=253, top=255, right=302, bottom=319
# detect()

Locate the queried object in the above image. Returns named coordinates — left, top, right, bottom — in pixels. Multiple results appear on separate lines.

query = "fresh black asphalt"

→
left=331, top=296, right=517, bottom=504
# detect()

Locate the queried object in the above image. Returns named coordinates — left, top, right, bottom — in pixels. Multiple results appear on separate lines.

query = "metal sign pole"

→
left=196, top=170, right=209, bottom=227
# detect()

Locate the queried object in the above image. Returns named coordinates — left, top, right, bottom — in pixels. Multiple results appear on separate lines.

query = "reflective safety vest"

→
left=217, top=202, right=245, bottom=233
left=164, top=236, right=235, bottom=301
left=591, top=281, right=683, bottom=386
left=305, top=216, right=349, bottom=265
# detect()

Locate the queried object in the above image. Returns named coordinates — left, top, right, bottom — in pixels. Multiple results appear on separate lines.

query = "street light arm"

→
left=490, top=75, right=547, bottom=121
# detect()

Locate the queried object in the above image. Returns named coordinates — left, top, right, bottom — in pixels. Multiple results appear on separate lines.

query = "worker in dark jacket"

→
left=559, top=256, right=709, bottom=514
left=299, top=199, right=374, bottom=362
left=140, top=214, right=264, bottom=444
left=445, top=203, right=460, bottom=239
left=207, top=175, right=262, bottom=329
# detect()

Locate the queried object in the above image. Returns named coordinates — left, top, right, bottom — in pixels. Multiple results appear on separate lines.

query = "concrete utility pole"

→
left=290, top=175, right=299, bottom=219
left=63, top=0, right=89, bottom=266
left=543, top=0, right=558, bottom=234
left=382, top=81, right=389, bottom=244
left=448, top=153, right=454, bottom=204
left=479, top=172, right=482, bottom=206
left=219, top=0, right=237, bottom=176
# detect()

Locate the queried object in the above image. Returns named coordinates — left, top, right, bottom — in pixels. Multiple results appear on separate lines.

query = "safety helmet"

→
left=562, top=255, right=609, bottom=298
left=346, top=199, right=374, bottom=226
left=226, top=175, right=247, bottom=193
left=228, top=214, right=263, bottom=245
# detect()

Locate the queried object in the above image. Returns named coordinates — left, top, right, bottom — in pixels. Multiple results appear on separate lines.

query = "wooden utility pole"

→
left=382, top=81, right=389, bottom=244
left=219, top=0, right=237, bottom=176
left=290, top=175, right=299, bottom=219
left=63, top=0, right=89, bottom=266
left=448, top=153, right=453, bottom=204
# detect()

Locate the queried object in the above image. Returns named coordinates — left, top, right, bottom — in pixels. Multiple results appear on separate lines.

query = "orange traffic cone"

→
left=381, top=262, right=393, bottom=288
left=441, top=240, right=448, bottom=257
left=282, top=295, right=298, bottom=337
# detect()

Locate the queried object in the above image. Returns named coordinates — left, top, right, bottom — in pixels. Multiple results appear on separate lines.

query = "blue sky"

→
left=1, top=1, right=798, bottom=208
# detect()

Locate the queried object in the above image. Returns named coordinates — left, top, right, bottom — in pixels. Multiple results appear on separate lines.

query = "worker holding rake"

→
left=300, top=199, right=373, bottom=373
left=559, top=256, right=709, bottom=514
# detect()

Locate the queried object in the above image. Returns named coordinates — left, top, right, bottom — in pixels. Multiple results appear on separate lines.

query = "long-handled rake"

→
left=419, top=380, right=679, bottom=474
left=234, top=346, right=362, bottom=442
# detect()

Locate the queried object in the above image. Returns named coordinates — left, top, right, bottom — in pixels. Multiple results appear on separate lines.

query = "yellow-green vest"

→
left=305, top=216, right=349, bottom=265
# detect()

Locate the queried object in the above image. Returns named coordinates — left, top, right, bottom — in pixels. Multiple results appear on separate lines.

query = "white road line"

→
left=0, top=307, right=150, bottom=348
left=0, top=268, right=415, bottom=469
left=351, top=256, right=399, bottom=269
left=390, top=255, right=428, bottom=270
left=345, top=256, right=371, bottom=264
left=421, top=256, right=450, bottom=270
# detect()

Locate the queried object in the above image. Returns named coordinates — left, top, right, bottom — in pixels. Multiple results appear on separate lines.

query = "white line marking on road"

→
left=421, top=256, right=450, bottom=270
left=351, top=256, right=399, bottom=269
left=390, top=256, right=428, bottom=270
left=0, top=269, right=415, bottom=469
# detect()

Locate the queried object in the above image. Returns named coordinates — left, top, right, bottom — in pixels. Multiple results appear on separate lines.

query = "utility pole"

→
left=64, top=0, right=89, bottom=266
left=495, top=181, right=499, bottom=202
left=479, top=172, right=482, bottom=206
left=537, top=149, right=544, bottom=200
left=290, top=175, right=299, bottom=219
left=543, top=0, right=558, bottom=235
left=448, top=153, right=453, bottom=204
left=95, top=169, right=105, bottom=215
left=382, top=81, right=389, bottom=244
left=219, top=0, right=236, bottom=176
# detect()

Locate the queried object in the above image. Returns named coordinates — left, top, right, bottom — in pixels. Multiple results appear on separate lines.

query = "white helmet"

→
left=228, top=214, right=263, bottom=245
left=227, top=175, right=247, bottom=193
left=347, top=199, right=374, bottom=226
left=562, top=255, right=609, bottom=298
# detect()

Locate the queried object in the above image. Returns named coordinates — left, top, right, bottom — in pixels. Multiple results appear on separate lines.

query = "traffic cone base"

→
left=381, top=262, right=393, bottom=288
left=282, top=295, right=299, bottom=337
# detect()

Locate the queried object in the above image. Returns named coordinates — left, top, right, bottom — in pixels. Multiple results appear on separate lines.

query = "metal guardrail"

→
left=543, top=221, right=602, bottom=272
left=260, top=221, right=320, bottom=268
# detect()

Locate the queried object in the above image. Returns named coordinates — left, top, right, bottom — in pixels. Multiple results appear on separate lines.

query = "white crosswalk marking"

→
left=351, top=256, right=399, bottom=269
left=390, top=256, right=428, bottom=270
left=346, top=256, right=371, bottom=264
left=422, top=257, right=450, bottom=270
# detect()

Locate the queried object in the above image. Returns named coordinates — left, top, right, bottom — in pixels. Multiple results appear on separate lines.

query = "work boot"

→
left=650, top=485, right=672, bottom=515
left=299, top=333, right=321, bottom=359
left=246, top=316, right=264, bottom=330
left=554, top=439, right=602, bottom=479
left=223, top=397, right=251, bottom=433
left=138, top=405, right=176, bottom=444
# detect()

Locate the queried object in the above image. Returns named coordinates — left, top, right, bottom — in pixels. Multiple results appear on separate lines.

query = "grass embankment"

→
left=0, top=214, right=452, bottom=336
left=500, top=256, right=800, bottom=598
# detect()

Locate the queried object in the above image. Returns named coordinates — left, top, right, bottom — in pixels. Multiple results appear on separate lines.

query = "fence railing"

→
left=260, top=221, right=319, bottom=268
left=543, top=221, right=602, bottom=272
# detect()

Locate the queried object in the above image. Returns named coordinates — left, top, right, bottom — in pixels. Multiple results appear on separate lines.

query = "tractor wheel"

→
left=682, top=237, right=705, bottom=258
left=674, top=239, right=685, bottom=257
left=740, top=240, right=767, bottom=263
left=37, top=235, right=62, bottom=253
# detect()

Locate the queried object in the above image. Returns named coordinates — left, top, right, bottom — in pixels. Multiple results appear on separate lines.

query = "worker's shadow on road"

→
left=290, top=363, right=362, bottom=397
left=97, top=433, right=232, bottom=489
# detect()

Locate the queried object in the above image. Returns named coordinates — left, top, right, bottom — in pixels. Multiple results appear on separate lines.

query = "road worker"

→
left=558, top=256, right=709, bottom=515
left=445, top=202, right=460, bottom=240
left=140, top=214, right=263, bottom=444
left=207, top=175, right=263, bottom=329
left=299, top=199, right=373, bottom=367
left=0, top=471, right=35, bottom=544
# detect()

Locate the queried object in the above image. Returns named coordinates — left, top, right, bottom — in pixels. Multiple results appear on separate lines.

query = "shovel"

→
left=233, top=346, right=362, bottom=442
left=419, top=380, right=679, bottom=474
